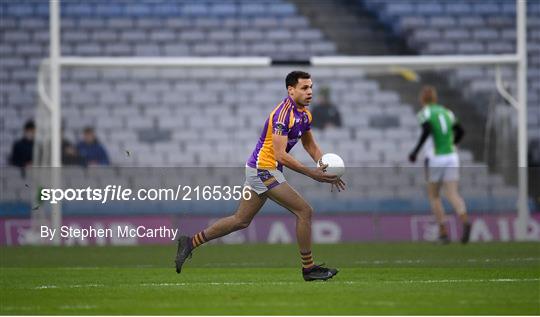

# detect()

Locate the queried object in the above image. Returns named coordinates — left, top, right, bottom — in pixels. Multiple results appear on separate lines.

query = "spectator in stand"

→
left=311, top=87, right=342, bottom=130
left=62, top=138, right=85, bottom=166
left=76, top=126, right=110, bottom=166
left=9, top=120, right=35, bottom=168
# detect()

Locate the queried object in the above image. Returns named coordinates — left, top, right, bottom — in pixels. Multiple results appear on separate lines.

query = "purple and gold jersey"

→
left=247, top=96, right=313, bottom=171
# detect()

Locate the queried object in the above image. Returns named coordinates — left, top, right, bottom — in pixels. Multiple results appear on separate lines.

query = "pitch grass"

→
left=1, top=242, right=539, bottom=315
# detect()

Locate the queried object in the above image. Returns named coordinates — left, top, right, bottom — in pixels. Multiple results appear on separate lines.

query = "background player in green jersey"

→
left=409, top=86, right=471, bottom=244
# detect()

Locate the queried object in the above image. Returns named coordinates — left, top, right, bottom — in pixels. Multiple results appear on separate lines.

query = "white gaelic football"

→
left=318, top=153, right=345, bottom=177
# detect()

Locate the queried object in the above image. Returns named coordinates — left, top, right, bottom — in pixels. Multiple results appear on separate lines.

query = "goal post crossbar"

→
left=39, top=54, right=519, bottom=68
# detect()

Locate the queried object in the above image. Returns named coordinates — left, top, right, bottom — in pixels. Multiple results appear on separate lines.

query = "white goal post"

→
left=38, top=0, right=529, bottom=242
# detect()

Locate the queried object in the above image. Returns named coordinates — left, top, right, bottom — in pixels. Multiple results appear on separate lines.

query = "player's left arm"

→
left=301, top=130, right=323, bottom=164
left=409, top=122, right=431, bottom=162
left=452, top=123, right=465, bottom=144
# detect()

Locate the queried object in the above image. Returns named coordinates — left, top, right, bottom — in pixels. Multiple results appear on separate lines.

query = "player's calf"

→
left=461, top=222, right=471, bottom=244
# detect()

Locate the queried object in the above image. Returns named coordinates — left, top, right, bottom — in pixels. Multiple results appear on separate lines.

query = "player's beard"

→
left=300, top=97, right=311, bottom=107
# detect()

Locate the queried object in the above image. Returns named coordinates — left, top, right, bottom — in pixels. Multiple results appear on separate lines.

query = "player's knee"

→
left=428, top=191, right=440, bottom=200
left=296, top=205, right=313, bottom=222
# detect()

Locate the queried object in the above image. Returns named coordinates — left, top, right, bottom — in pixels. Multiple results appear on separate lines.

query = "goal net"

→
left=23, top=57, right=534, bottom=244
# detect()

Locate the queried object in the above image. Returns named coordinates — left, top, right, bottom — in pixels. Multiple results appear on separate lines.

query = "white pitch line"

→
left=30, top=278, right=540, bottom=290
left=34, top=285, right=58, bottom=289
left=381, top=278, right=540, bottom=284
left=140, top=278, right=540, bottom=287
left=59, top=305, right=97, bottom=310
left=69, top=284, right=104, bottom=288
left=33, top=284, right=104, bottom=289
left=353, top=257, right=540, bottom=265
left=1, top=306, right=40, bottom=311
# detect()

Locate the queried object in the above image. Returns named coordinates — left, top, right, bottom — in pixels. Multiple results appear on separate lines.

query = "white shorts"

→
left=425, top=153, right=460, bottom=183
left=244, top=166, right=287, bottom=195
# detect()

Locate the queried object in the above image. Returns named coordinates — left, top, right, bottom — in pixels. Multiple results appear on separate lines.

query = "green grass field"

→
left=1, top=242, right=539, bottom=315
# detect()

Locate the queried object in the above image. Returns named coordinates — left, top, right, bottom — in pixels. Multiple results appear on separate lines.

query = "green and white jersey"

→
left=417, top=103, right=456, bottom=156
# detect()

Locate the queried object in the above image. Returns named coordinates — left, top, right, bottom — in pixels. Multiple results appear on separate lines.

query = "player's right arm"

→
left=272, top=134, right=337, bottom=184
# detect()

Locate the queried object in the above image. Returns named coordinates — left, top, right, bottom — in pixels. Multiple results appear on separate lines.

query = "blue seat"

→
left=192, top=43, right=220, bottom=56
left=152, top=3, right=181, bottom=16
left=94, top=3, right=123, bottom=16
left=120, top=30, right=147, bottom=42
left=163, top=44, right=190, bottom=56
left=417, top=2, right=443, bottom=15
left=149, top=30, right=176, bottom=42
left=92, top=30, right=118, bottom=42
left=429, top=16, right=455, bottom=28
left=0, top=17, right=16, bottom=29
left=473, top=29, right=499, bottom=40
left=457, top=42, right=485, bottom=54
left=266, top=29, right=293, bottom=41
left=209, top=3, right=236, bottom=17
left=251, top=42, right=278, bottom=55
left=238, top=30, right=263, bottom=41
left=107, top=18, right=134, bottom=29
left=15, top=43, right=43, bottom=55
left=473, top=3, right=501, bottom=15
left=253, top=17, right=279, bottom=28
left=18, top=17, right=47, bottom=29
left=296, top=29, right=323, bottom=41
left=3, top=31, right=31, bottom=42
left=444, top=3, right=471, bottom=15
left=443, top=29, right=469, bottom=41
left=63, top=3, right=94, bottom=16
left=425, top=42, right=455, bottom=54
left=74, top=43, right=102, bottom=55
left=268, top=3, right=296, bottom=16
left=309, top=42, right=337, bottom=55
left=134, top=44, right=161, bottom=56
left=181, top=3, right=209, bottom=17
left=104, top=43, right=132, bottom=55
left=124, top=3, right=152, bottom=16
left=208, top=30, right=235, bottom=42
left=240, top=3, right=266, bottom=16
left=63, top=30, right=90, bottom=42
left=385, top=2, right=414, bottom=15
left=78, top=18, right=103, bottom=29
left=35, top=2, right=49, bottom=16
left=222, top=43, right=249, bottom=56
left=5, top=3, right=34, bottom=16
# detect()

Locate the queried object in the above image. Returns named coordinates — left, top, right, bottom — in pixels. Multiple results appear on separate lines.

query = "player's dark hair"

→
left=285, top=71, right=311, bottom=88
left=420, top=85, right=438, bottom=105
left=83, top=126, right=94, bottom=134
left=24, top=120, right=35, bottom=131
